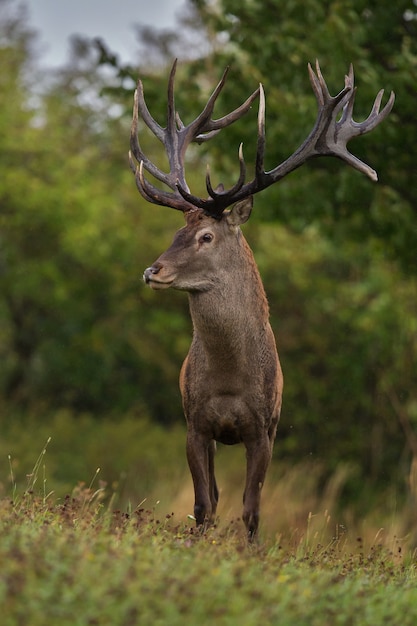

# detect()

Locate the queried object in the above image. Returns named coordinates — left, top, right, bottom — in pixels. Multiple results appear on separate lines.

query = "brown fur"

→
left=144, top=199, right=283, bottom=540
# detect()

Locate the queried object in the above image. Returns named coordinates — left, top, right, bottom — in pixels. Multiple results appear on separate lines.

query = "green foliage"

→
left=252, top=223, right=417, bottom=485
left=1, top=410, right=188, bottom=506
left=0, top=2, right=188, bottom=420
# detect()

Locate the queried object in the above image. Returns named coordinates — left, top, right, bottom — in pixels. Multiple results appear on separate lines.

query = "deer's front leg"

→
left=242, top=434, right=273, bottom=541
left=186, top=431, right=214, bottom=528
left=208, top=439, right=219, bottom=519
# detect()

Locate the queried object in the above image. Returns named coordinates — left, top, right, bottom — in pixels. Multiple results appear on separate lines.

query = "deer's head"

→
left=143, top=198, right=253, bottom=291
left=130, top=60, right=394, bottom=291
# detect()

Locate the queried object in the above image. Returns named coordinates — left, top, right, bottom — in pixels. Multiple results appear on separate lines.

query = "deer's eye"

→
left=199, top=232, right=214, bottom=244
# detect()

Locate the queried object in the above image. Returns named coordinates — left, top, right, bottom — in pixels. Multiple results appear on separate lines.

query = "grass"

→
left=1, top=443, right=417, bottom=626
left=1, top=488, right=416, bottom=626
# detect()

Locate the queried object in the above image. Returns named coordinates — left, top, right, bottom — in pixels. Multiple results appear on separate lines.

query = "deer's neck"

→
left=188, top=239, right=270, bottom=361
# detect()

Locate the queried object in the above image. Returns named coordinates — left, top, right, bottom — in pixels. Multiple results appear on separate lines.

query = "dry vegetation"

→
left=1, top=437, right=417, bottom=625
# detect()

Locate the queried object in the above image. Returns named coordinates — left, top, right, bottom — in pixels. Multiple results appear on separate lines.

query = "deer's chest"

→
left=185, top=390, right=270, bottom=445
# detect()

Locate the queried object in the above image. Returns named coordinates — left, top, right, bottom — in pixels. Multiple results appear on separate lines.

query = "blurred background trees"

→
left=0, top=0, right=416, bottom=520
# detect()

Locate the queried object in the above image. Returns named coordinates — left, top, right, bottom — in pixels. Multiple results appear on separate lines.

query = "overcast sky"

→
left=27, top=0, right=186, bottom=67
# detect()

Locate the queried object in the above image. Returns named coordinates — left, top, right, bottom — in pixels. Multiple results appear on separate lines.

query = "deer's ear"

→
left=226, top=197, right=253, bottom=226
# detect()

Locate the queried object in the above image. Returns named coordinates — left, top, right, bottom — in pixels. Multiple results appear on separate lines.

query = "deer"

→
left=129, top=60, right=394, bottom=541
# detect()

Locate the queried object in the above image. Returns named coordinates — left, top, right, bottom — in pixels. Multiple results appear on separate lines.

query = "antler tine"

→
left=310, top=60, right=353, bottom=113
left=191, top=87, right=260, bottom=147
left=345, top=63, right=354, bottom=90
left=133, top=160, right=195, bottom=212
left=182, top=70, right=259, bottom=147
left=184, top=66, right=230, bottom=141
left=207, top=86, right=261, bottom=132
left=337, top=64, right=357, bottom=127
left=351, top=88, right=395, bottom=135
left=130, top=81, right=177, bottom=190
left=132, top=159, right=161, bottom=205
left=135, top=79, right=165, bottom=143
left=193, top=87, right=260, bottom=145
left=167, top=59, right=178, bottom=138
left=255, top=84, right=266, bottom=180
left=204, top=143, right=247, bottom=214
left=309, top=59, right=332, bottom=105
left=337, top=61, right=395, bottom=140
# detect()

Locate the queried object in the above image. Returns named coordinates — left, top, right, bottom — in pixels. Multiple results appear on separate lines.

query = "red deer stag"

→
left=129, top=60, right=394, bottom=540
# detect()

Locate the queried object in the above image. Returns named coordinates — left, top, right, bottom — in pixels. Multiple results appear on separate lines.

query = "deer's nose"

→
left=143, top=262, right=163, bottom=283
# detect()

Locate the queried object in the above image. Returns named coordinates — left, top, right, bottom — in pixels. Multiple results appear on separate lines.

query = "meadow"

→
left=1, top=415, right=417, bottom=626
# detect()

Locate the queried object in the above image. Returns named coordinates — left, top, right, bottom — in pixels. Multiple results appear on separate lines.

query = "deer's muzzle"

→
left=143, top=263, right=173, bottom=289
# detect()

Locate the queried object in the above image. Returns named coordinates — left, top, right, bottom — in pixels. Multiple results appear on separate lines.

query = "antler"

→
left=305, top=62, right=395, bottom=179
left=130, top=60, right=395, bottom=218
left=129, top=59, right=259, bottom=212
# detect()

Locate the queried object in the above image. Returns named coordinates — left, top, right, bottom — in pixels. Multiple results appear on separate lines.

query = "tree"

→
left=0, top=5, right=187, bottom=418
left=188, top=0, right=417, bottom=274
